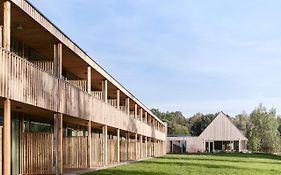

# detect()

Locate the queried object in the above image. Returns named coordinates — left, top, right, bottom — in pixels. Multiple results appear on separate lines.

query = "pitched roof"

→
left=199, top=112, right=247, bottom=141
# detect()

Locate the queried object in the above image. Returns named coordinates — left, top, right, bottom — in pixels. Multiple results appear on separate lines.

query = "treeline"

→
left=151, top=104, right=281, bottom=153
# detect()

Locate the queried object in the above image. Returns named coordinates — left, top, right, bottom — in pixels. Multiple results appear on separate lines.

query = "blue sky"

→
left=29, top=0, right=281, bottom=117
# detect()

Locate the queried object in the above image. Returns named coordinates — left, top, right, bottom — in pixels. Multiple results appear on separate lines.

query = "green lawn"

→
left=83, top=153, right=281, bottom=175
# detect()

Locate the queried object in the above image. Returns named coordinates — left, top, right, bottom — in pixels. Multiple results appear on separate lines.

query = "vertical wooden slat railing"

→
left=91, top=91, right=103, bottom=101
left=66, top=80, right=88, bottom=92
left=30, top=61, right=54, bottom=75
left=108, top=99, right=117, bottom=108
left=119, top=106, right=127, bottom=113
left=120, top=138, right=127, bottom=162
left=91, top=134, right=103, bottom=166
left=20, top=132, right=54, bottom=174
left=63, top=136, right=88, bottom=169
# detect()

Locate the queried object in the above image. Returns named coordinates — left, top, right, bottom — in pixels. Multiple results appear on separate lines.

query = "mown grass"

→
left=83, top=153, right=281, bottom=175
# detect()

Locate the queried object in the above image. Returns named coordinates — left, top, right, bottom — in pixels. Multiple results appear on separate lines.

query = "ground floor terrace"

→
left=0, top=98, right=166, bottom=175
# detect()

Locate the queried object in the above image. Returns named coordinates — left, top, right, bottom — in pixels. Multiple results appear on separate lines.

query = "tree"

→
left=151, top=108, right=189, bottom=135
left=188, top=113, right=216, bottom=136
left=232, top=111, right=249, bottom=136
left=248, top=104, right=280, bottom=153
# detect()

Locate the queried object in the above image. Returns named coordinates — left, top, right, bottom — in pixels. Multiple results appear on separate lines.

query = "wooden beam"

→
left=87, top=67, right=91, bottom=93
left=134, top=104, right=137, bottom=119
left=126, top=132, right=129, bottom=161
left=117, top=129, right=120, bottom=163
left=3, top=98, right=11, bottom=175
left=145, top=112, right=148, bottom=124
left=103, top=125, right=108, bottom=165
left=87, top=121, right=92, bottom=168
left=140, top=135, right=143, bottom=159
left=54, top=113, right=63, bottom=174
left=145, top=137, right=147, bottom=158
left=140, top=109, right=143, bottom=122
left=116, top=90, right=120, bottom=110
left=3, top=0, right=10, bottom=51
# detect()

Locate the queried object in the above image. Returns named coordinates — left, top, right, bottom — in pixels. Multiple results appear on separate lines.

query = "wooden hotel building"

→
left=0, top=0, right=167, bottom=174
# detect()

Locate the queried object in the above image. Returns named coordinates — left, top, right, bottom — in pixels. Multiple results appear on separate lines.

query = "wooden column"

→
left=102, top=80, right=108, bottom=103
left=135, top=134, right=137, bottom=160
left=3, top=0, right=10, bottom=51
left=54, top=113, right=63, bottom=174
left=140, top=135, right=143, bottom=159
left=145, top=112, right=148, bottom=124
left=3, top=99, right=11, bottom=175
left=116, top=90, right=120, bottom=110
left=87, top=67, right=92, bottom=93
left=103, top=125, right=108, bottom=165
left=140, top=109, right=143, bottom=122
left=125, top=98, right=130, bottom=115
left=126, top=132, right=129, bottom=161
left=134, top=104, right=137, bottom=119
left=145, top=137, right=148, bottom=158
left=87, top=121, right=92, bottom=168
left=117, top=129, right=120, bottom=163
left=54, top=43, right=63, bottom=78
left=0, top=26, right=3, bottom=47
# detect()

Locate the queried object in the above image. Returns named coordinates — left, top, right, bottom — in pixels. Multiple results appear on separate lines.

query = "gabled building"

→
left=0, top=0, right=167, bottom=174
left=167, top=112, right=248, bottom=153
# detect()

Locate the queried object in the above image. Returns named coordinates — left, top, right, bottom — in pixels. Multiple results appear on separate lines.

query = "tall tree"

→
left=233, top=111, right=249, bottom=136
left=248, top=104, right=280, bottom=153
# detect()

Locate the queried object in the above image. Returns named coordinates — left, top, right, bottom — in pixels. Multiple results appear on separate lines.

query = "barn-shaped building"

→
left=167, top=112, right=248, bottom=153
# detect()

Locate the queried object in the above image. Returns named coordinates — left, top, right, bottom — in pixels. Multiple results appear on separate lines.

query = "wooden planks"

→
left=20, top=132, right=54, bottom=174
left=91, top=134, right=103, bottom=166
left=0, top=126, right=2, bottom=175
left=63, top=136, right=88, bottom=169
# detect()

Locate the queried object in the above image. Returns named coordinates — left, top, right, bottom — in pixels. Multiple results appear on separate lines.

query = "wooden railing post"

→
left=134, top=104, right=137, bottom=119
left=125, top=98, right=130, bottom=115
left=3, top=98, right=11, bottom=175
left=140, top=135, right=143, bottom=159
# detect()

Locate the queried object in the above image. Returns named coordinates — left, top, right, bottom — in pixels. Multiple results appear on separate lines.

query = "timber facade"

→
left=0, top=0, right=167, bottom=174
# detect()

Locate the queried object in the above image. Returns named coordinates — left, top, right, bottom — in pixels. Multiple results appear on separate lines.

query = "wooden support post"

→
left=116, top=90, right=120, bottom=110
left=3, top=0, right=10, bottom=51
left=87, top=121, right=92, bottom=168
left=135, top=134, right=137, bottom=160
left=54, top=113, right=63, bottom=174
left=145, top=112, right=148, bottom=124
left=140, top=135, right=143, bottom=159
left=3, top=99, right=11, bottom=175
left=102, top=80, right=108, bottom=103
left=125, top=98, right=130, bottom=115
left=117, top=129, right=120, bottom=163
left=103, top=125, right=108, bottom=165
left=140, top=109, right=143, bottom=122
left=126, top=132, right=129, bottom=161
left=134, top=104, right=137, bottom=119
left=87, top=67, right=91, bottom=93
left=0, top=26, right=3, bottom=47
left=145, top=137, right=148, bottom=157
left=53, top=43, right=63, bottom=78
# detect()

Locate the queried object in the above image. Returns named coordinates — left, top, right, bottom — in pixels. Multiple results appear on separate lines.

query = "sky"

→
left=29, top=0, right=281, bottom=117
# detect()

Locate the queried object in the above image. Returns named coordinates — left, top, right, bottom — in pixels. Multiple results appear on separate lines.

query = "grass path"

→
left=83, top=153, right=281, bottom=175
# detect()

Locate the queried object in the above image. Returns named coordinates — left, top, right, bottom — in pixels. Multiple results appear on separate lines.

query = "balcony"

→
left=0, top=47, right=166, bottom=140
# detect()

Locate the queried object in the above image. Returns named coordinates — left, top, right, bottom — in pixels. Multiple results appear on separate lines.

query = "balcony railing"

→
left=30, top=61, right=54, bottom=75
left=91, top=91, right=103, bottom=100
left=0, top=47, right=165, bottom=136
left=108, top=99, right=117, bottom=108
left=66, top=80, right=87, bottom=92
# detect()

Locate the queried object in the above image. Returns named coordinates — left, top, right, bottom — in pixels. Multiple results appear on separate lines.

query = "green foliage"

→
left=151, top=109, right=188, bottom=135
left=248, top=104, right=281, bottom=153
left=187, top=113, right=216, bottom=136
left=232, top=111, right=249, bottom=136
